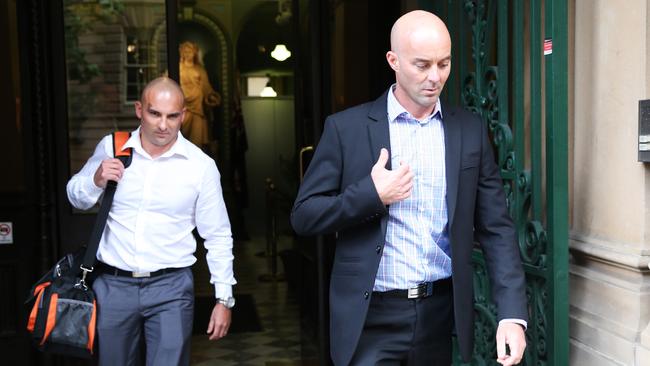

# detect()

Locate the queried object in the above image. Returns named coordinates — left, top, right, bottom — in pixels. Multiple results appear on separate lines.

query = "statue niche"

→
left=179, top=41, right=221, bottom=150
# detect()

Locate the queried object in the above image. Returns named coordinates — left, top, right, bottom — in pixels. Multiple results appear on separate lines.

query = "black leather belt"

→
left=373, top=277, right=452, bottom=299
left=97, top=261, right=185, bottom=278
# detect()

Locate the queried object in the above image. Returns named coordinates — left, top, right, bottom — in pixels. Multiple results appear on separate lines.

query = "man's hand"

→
left=496, top=322, right=526, bottom=365
left=93, top=158, right=125, bottom=188
left=207, top=303, right=231, bottom=341
left=371, top=148, right=413, bottom=205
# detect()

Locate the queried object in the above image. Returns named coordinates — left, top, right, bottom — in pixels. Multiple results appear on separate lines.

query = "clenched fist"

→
left=93, top=158, right=125, bottom=188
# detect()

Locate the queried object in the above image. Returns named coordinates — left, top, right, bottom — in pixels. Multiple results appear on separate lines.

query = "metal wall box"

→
left=639, top=100, right=650, bottom=162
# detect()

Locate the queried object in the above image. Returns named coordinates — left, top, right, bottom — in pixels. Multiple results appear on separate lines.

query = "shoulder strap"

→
left=112, top=131, right=133, bottom=168
left=80, top=131, right=133, bottom=275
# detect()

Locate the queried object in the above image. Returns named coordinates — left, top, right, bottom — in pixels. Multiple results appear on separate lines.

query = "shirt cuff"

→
left=499, top=318, right=527, bottom=330
left=83, top=175, right=104, bottom=200
left=213, top=284, right=232, bottom=299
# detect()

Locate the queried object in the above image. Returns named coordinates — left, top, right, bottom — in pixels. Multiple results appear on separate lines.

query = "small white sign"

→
left=640, top=143, right=650, bottom=151
left=640, top=135, right=650, bottom=143
left=0, top=222, right=13, bottom=244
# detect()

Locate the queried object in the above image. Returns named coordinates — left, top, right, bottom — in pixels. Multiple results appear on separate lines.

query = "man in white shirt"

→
left=67, top=77, right=236, bottom=366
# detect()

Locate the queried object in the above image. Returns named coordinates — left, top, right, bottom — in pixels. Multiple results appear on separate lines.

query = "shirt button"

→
left=364, top=291, right=369, bottom=299
left=376, top=245, right=382, bottom=254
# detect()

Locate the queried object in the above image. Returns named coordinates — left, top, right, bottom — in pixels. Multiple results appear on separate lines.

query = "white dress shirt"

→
left=67, top=128, right=236, bottom=299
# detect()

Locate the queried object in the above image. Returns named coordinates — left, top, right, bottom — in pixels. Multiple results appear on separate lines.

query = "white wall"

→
left=241, top=97, right=295, bottom=235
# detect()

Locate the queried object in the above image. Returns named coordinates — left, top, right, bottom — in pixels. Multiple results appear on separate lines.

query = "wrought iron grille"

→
left=424, top=1, right=569, bottom=364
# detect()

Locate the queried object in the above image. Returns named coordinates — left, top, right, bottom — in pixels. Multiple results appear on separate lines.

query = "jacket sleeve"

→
left=291, top=117, right=387, bottom=236
left=473, top=119, right=529, bottom=323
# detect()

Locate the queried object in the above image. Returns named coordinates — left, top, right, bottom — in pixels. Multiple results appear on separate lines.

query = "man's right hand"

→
left=93, top=158, right=125, bottom=188
left=371, top=148, right=413, bottom=205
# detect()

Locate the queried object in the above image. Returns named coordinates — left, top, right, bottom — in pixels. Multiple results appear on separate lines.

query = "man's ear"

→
left=180, top=107, right=187, bottom=124
left=386, top=51, right=399, bottom=72
left=134, top=101, right=143, bottom=120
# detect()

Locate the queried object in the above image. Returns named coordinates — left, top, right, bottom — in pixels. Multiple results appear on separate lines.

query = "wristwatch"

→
left=216, top=297, right=236, bottom=309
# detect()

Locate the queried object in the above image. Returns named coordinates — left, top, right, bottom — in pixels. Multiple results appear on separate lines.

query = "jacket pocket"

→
left=461, top=151, right=480, bottom=170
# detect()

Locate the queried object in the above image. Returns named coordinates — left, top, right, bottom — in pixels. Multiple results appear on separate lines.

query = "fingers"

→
left=207, top=304, right=231, bottom=341
left=496, top=327, right=507, bottom=362
left=374, top=148, right=389, bottom=169
left=371, top=150, right=415, bottom=205
left=93, top=159, right=125, bottom=188
left=496, top=323, right=526, bottom=365
left=208, top=324, right=227, bottom=340
left=506, top=336, right=525, bottom=365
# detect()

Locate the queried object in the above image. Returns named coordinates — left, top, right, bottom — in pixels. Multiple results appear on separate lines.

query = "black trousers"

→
left=349, top=282, right=454, bottom=366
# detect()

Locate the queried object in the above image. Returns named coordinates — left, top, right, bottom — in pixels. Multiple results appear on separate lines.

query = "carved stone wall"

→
left=570, top=1, right=650, bottom=365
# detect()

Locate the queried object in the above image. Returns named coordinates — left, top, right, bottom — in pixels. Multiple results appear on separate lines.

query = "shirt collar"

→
left=387, top=84, right=443, bottom=124
left=122, top=127, right=190, bottom=160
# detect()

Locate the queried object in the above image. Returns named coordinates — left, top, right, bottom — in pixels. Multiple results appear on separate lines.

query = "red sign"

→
left=0, top=224, right=10, bottom=236
left=544, top=39, right=553, bottom=55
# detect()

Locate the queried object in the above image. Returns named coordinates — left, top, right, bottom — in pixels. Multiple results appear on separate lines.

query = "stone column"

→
left=571, top=1, right=650, bottom=365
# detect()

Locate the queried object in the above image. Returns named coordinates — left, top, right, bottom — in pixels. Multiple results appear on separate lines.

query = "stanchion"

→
left=259, top=178, right=285, bottom=282
left=255, top=178, right=274, bottom=258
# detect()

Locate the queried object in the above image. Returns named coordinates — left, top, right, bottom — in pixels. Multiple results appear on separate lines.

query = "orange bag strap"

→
left=112, top=131, right=133, bottom=168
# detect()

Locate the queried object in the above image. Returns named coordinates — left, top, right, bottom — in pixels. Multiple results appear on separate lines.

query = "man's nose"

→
left=158, top=118, right=169, bottom=131
left=428, top=67, right=440, bottom=83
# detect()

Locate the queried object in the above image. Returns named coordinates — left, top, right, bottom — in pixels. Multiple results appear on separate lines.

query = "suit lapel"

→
left=442, top=108, right=461, bottom=227
left=367, top=91, right=391, bottom=169
left=367, top=91, right=391, bottom=234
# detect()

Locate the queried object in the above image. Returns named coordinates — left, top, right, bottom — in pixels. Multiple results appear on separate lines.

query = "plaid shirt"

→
left=373, top=86, right=452, bottom=291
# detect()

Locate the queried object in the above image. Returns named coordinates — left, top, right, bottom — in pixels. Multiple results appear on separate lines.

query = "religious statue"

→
left=179, top=41, right=221, bottom=149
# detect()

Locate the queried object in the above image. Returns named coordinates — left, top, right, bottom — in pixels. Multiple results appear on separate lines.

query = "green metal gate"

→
left=424, top=1, right=569, bottom=364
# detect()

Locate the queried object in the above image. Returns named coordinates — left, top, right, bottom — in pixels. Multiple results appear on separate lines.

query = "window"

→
left=124, top=34, right=156, bottom=103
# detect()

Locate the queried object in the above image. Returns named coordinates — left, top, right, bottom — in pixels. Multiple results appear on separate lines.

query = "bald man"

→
left=292, top=10, right=527, bottom=366
left=67, top=77, right=236, bottom=366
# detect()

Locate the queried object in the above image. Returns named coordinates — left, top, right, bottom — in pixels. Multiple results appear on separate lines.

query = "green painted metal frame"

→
left=422, top=0, right=569, bottom=364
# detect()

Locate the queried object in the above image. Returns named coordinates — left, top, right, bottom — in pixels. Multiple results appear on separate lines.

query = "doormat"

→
left=193, top=294, right=263, bottom=334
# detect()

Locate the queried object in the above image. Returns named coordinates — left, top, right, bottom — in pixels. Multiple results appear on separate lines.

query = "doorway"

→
left=52, top=0, right=311, bottom=364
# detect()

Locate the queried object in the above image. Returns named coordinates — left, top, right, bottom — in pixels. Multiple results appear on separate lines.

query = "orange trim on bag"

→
left=114, top=131, right=131, bottom=157
left=32, top=281, right=51, bottom=296
left=87, top=299, right=97, bottom=353
left=26, top=283, right=50, bottom=333
left=40, top=293, right=58, bottom=345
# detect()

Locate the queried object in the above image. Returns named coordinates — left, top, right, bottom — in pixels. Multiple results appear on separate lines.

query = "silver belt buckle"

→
left=132, top=271, right=151, bottom=278
left=407, top=286, right=421, bottom=299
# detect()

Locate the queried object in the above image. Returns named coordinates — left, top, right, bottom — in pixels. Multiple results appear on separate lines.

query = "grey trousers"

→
left=92, top=267, right=194, bottom=366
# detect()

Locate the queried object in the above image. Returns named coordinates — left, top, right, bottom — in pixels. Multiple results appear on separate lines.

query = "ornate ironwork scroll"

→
left=432, top=0, right=569, bottom=364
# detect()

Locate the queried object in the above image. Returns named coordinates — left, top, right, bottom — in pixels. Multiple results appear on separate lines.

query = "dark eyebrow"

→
left=146, top=107, right=182, bottom=118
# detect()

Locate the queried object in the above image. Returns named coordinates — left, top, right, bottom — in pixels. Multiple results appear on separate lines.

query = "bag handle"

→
left=79, top=131, right=133, bottom=286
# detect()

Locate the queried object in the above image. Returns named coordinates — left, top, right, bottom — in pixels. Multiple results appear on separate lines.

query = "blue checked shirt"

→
left=373, top=86, right=452, bottom=292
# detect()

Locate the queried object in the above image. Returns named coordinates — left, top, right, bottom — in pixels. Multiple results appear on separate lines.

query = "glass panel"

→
left=0, top=0, right=24, bottom=192
left=64, top=0, right=167, bottom=175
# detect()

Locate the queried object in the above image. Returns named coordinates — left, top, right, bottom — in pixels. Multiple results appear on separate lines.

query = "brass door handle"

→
left=299, top=146, right=314, bottom=181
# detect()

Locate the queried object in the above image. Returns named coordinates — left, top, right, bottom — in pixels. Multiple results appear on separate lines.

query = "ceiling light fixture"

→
left=270, top=44, right=291, bottom=62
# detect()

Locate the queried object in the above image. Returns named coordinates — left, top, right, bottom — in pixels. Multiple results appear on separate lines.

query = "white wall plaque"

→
left=0, top=222, right=13, bottom=244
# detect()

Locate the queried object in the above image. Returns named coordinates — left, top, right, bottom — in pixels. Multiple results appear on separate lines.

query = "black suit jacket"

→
left=291, top=91, right=528, bottom=365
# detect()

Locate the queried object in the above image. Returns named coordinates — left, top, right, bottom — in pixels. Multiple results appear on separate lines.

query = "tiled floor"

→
left=190, top=235, right=318, bottom=365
